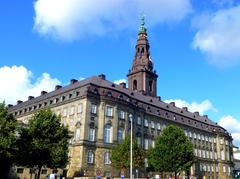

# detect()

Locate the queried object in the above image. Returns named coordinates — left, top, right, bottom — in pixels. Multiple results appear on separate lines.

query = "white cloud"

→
left=114, top=79, right=127, bottom=85
left=0, top=66, right=60, bottom=105
left=219, top=115, right=240, bottom=146
left=33, top=0, right=192, bottom=41
left=164, top=99, right=217, bottom=115
left=193, top=5, right=240, bottom=67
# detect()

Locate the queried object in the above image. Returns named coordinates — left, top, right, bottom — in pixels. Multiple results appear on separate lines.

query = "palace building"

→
left=8, top=18, right=233, bottom=179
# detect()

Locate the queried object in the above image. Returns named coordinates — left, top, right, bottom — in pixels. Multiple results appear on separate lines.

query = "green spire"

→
left=139, top=14, right=147, bottom=33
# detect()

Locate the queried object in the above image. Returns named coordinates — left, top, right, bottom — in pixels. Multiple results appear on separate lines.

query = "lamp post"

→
left=129, top=114, right=133, bottom=179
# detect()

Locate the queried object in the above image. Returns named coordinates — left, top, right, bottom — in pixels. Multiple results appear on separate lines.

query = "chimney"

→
left=182, top=107, right=188, bottom=111
left=17, top=100, right=23, bottom=105
left=170, top=102, right=175, bottom=107
left=119, top=82, right=126, bottom=88
left=70, top=79, right=78, bottom=85
left=28, top=96, right=34, bottom=100
left=203, top=115, right=208, bottom=118
left=55, top=85, right=62, bottom=90
left=194, top=112, right=199, bottom=116
left=41, top=91, right=47, bottom=96
left=98, top=74, right=106, bottom=80
left=8, top=104, right=13, bottom=108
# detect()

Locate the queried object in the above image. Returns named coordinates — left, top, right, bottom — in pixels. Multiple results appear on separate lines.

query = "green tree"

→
left=110, top=135, right=145, bottom=170
left=17, top=109, right=70, bottom=179
left=0, top=102, right=18, bottom=179
left=148, top=125, right=195, bottom=179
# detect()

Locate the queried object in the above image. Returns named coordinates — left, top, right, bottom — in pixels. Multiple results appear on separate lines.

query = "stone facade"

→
left=8, top=19, right=234, bottom=179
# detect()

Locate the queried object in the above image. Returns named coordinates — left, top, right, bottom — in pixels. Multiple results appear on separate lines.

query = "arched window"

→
left=87, top=150, right=94, bottom=164
left=149, top=80, right=153, bottom=92
left=133, top=80, right=137, bottom=91
left=117, top=128, right=124, bottom=143
left=104, top=124, right=112, bottom=143
left=88, top=127, right=95, bottom=142
left=104, top=152, right=111, bottom=164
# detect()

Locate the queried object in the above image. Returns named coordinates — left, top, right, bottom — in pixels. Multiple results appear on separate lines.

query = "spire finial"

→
left=139, top=14, right=147, bottom=33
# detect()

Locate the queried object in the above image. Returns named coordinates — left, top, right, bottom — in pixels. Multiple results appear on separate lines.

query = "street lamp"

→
left=129, top=114, right=133, bottom=179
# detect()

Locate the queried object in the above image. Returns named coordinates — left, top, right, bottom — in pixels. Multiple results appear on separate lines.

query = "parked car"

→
left=45, top=173, right=60, bottom=179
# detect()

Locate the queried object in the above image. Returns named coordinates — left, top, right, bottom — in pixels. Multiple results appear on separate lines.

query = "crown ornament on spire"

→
left=139, top=14, right=147, bottom=33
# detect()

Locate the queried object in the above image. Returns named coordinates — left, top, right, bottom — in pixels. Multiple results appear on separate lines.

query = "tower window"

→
left=133, top=80, right=137, bottom=91
left=149, top=80, right=153, bottom=92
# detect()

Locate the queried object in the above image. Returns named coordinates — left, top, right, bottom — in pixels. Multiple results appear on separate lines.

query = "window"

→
left=152, top=140, right=155, bottom=148
left=216, top=166, right=219, bottom=172
left=104, top=124, right=112, bottom=143
left=202, top=150, right=206, bottom=158
left=117, top=128, right=124, bottom=143
left=207, top=165, right=210, bottom=172
left=70, top=106, right=75, bottom=115
left=104, top=152, right=111, bottom=164
left=210, top=151, right=213, bottom=159
left=220, top=139, right=224, bottom=144
left=75, top=128, right=81, bottom=140
left=106, top=106, right=113, bottom=117
left=91, top=104, right=97, bottom=114
left=144, top=119, right=148, bottom=127
left=206, top=151, right=209, bottom=159
left=211, top=165, right=214, bottom=172
left=87, top=150, right=94, bottom=164
left=198, top=149, right=201, bottom=158
left=215, top=152, right=218, bottom=160
left=189, top=131, right=192, bottom=138
left=201, top=134, right=204, bottom=141
left=149, top=80, right=153, bottom=92
left=213, top=138, right=216, bottom=143
left=63, top=108, right=67, bottom=117
left=205, top=136, right=208, bottom=142
left=194, top=149, right=198, bottom=156
left=221, top=150, right=225, bottom=160
left=198, top=134, right=201, bottom=140
left=118, top=110, right=125, bottom=119
left=225, top=140, right=229, bottom=145
left=144, top=138, right=149, bottom=150
left=17, top=168, right=24, bottom=174
left=137, top=136, right=141, bottom=146
left=137, top=117, right=142, bottom=125
left=144, top=158, right=148, bottom=168
left=157, top=123, right=161, bottom=130
left=223, top=166, right=226, bottom=173
left=151, top=121, right=155, bottom=129
left=133, top=80, right=137, bottom=91
left=77, top=103, right=83, bottom=113
left=89, top=128, right=95, bottom=142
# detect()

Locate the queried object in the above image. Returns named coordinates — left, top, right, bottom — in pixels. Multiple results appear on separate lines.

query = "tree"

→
left=110, top=135, right=145, bottom=171
left=17, top=109, right=70, bottom=179
left=148, top=125, right=195, bottom=179
left=0, top=102, right=18, bottom=179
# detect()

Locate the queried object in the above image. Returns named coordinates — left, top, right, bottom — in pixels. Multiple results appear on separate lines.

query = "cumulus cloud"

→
left=193, top=5, right=240, bottom=67
left=114, top=79, right=127, bottom=85
left=219, top=115, right=240, bottom=146
left=164, top=99, right=217, bottom=115
left=33, top=0, right=192, bottom=41
left=0, top=66, right=60, bottom=105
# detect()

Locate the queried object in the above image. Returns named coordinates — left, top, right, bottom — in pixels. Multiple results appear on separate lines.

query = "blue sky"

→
left=0, top=0, right=240, bottom=146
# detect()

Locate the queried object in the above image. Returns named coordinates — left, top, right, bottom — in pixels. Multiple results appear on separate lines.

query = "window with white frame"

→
left=220, top=139, right=224, bottom=145
left=91, top=104, right=97, bottom=114
left=88, top=127, right=95, bottom=142
left=202, top=150, right=206, bottom=158
left=77, top=103, right=83, bottom=113
left=184, top=130, right=188, bottom=137
left=201, top=134, right=204, bottom=141
left=137, top=116, right=142, bottom=125
left=157, top=123, right=161, bottom=130
left=209, top=137, right=212, bottom=143
left=105, top=106, right=113, bottom=117
left=226, top=151, right=229, bottom=161
left=104, top=152, right=111, bottom=164
left=144, top=138, right=149, bottom=150
left=206, top=151, right=209, bottom=158
left=216, top=166, right=219, bottom=172
left=87, top=150, right=94, bottom=164
left=117, top=128, right=124, bottom=143
left=104, top=124, right=112, bottom=143
left=198, top=149, right=202, bottom=158
left=205, top=136, right=208, bottom=142
left=151, top=121, right=155, bottom=129
left=225, top=140, right=229, bottom=145
left=211, top=165, right=214, bottom=172
left=198, top=134, right=201, bottom=140
left=63, top=108, right=67, bottom=117
left=213, top=138, right=216, bottom=143
left=75, top=128, right=80, bottom=140
left=207, top=165, right=210, bottom=172
left=144, top=119, right=148, bottom=127
left=118, top=110, right=125, bottom=119
left=70, top=106, right=75, bottom=115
